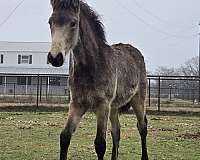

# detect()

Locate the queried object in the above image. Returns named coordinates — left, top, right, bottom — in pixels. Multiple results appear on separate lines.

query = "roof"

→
left=0, top=41, right=51, bottom=52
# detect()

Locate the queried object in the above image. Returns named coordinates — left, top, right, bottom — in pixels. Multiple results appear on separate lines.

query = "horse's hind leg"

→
left=109, top=107, right=120, bottom=160
left=60, top=102, right=87, bottom=160
left=130, top=93, right=148, bottom=160
left=94, top=103, right=109, bottom=160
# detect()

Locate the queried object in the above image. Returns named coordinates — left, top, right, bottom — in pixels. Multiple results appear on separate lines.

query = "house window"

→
left=18, top=55, right=32, bottom=64
left=0, top=54, right=3, bottom=64
left=17, top=77, right=31, bottom=85
left=49, top=77, right=61, bottom=86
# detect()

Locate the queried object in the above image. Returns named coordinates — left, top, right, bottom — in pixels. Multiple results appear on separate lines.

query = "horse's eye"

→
left=48, top=19, right=52, bottom=27
left=70, top=20, right=77, bottom=28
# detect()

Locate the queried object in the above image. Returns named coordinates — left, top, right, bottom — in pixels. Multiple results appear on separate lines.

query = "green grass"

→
left=0, top=111, right=200, bottom=160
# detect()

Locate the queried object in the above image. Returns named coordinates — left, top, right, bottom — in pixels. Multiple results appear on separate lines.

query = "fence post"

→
left=46, top=76, right=48, bottom=100
left=40, top=76, right=42, bottom=102
left=36, top=75, right=39, bottom=108
left=148, top=78, right=151, bottom=107
left=199, top=77, right=200, bottom=103
left=169, top=85, right=172, bottom=101
left=4, top=76, right=7, bottom=95
left=13, top=83, right=16, bottom=99
left=158, top=76, right=161, bottom=112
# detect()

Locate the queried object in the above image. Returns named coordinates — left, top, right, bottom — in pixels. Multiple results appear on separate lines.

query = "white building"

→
left=0, top=41, right=69, bottom=96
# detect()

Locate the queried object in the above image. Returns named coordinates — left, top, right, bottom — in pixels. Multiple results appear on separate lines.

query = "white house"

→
left=0, top=41, right=69, bottom=96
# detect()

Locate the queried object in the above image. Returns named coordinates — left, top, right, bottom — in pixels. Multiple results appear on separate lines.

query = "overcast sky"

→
left=0, top=0, right=199, bottom=72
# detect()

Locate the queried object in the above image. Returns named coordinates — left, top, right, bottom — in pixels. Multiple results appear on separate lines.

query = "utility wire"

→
left=131, top=0, right=197, bottom=31
left=0, top=0, right=26, bottom=28
left=131, top=0, right=171, bottom=26
left=114, top=0, right=197, bottom=39
left=161, top=25, right=198, bottom=40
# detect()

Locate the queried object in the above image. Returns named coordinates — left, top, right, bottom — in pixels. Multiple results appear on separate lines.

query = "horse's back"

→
left=111, top=43, right=145, bottom=72
left=111, top=43, right=146, bottom=80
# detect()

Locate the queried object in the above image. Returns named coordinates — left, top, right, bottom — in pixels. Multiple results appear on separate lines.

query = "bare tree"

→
left=178, top=56, right=198, bottom=76
left=154, top=66, right=179, bottom=76
left=151, top=56, right=199, bottom=100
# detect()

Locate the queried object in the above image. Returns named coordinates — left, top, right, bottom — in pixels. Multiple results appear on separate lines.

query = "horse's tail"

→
left=119, top=102, right=132, bottom=113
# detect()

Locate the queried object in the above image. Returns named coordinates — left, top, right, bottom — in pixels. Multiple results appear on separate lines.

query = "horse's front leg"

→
left=60, top=102, right=87, bottom=160
left=94, top=103, right=109, bottom=160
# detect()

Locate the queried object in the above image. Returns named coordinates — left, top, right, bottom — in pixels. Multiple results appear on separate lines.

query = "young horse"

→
left=48, top=0, right=148, bottom=160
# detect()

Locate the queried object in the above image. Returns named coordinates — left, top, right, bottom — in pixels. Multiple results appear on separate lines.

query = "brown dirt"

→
left=178, top=132, right=200, bottom=139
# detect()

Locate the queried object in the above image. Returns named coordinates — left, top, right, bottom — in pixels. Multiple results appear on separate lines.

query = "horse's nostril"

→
left=47, top=52, right=53, bottom=63
left=56, top=52, right=63, bottom=62
left=47, top=52, right=63, bottom=67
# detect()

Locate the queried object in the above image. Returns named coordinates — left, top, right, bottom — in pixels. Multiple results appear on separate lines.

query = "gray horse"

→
left=48, top=0, right=148, bottom=160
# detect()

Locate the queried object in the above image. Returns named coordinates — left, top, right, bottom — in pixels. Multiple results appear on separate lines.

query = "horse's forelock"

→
left=51, top=0, right=80, bottom=10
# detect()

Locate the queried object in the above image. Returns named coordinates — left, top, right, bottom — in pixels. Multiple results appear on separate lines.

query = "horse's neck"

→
left=72, top=15, right=103, bottom=68
left=72, top=40, right=98, bottom=67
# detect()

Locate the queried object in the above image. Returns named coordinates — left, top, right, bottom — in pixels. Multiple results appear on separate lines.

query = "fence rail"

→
left=148, top=75, right=200, bottom=111
left=0, top=74, right=69, bottom=107
left=0, top=74, right=200, bottom=112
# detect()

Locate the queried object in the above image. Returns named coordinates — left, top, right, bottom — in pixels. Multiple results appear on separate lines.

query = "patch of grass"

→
left=0, top=111, right=200, bottom=160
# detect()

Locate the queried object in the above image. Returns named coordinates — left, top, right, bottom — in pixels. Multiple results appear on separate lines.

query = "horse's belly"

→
left=111, top=84, right=138, bottom=108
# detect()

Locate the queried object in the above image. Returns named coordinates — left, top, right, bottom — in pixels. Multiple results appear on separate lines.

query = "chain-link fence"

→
left=147, top=75, right=200, bottom=112
left=0, top=74, right=200, bottom=112
left=0, top=74, right=69, bottom=107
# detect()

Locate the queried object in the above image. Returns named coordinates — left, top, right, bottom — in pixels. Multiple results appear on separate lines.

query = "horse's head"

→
left=48, top=0, right=80, bottom=67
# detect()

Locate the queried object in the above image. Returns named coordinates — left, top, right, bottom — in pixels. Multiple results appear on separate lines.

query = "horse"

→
left=47, top=0, right=148, bottom=160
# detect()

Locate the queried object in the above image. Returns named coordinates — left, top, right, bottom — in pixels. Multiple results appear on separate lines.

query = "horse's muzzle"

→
left=48, top=52, right=64, bottom=67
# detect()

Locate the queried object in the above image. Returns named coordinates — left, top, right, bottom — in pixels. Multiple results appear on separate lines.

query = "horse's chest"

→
left=69, top=75, right=114, bottom=106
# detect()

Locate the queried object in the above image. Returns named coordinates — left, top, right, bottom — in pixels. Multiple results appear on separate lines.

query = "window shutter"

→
left=18, top=55, right=21, bottom=64
left=29, top=55, right=32, bottom=64
left=1, top=55, right=3, bottom=64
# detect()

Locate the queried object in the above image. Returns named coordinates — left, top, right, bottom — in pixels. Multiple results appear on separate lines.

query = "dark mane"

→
left=51, top=0, right=107, bottom=44
left=80, top=1, right=107, bottom=44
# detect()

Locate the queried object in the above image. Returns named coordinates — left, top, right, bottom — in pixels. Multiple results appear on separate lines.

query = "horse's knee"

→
left=137, top=116, right=148, bottom=137
left=94, top=136, right=106, bottom=159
